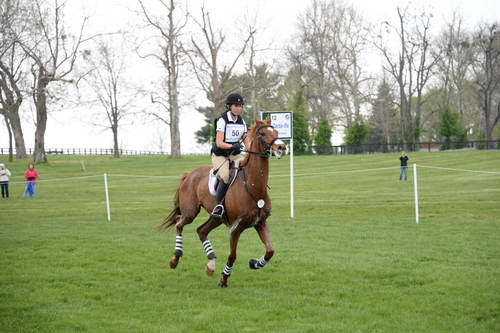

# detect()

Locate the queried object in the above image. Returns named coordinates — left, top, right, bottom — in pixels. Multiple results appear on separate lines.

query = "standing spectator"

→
left=399, top=152, right=409, bottom=181
left=23, top=163, right=39, bottom=199
left=0, top=163, right=11, bottom=198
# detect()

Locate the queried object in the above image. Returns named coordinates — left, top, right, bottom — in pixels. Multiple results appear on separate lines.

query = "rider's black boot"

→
left=211, top=180, right=229, bottom=217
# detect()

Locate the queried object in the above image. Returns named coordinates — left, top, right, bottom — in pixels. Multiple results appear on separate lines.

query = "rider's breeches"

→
left=212, top=154, right=244, bottom=183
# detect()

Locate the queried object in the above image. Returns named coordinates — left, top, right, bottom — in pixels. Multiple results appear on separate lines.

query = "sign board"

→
left=260, top=111, right=293, bottom=139
left=260, top=111, right=294, bottom=218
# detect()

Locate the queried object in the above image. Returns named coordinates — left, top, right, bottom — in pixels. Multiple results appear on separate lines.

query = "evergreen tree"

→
left=368, top=79, right=398, bottom=146
left=344, top=122, right=369, bottom=154
left=194, top=106, right=214, bottom=145
left=439, top=107, right=460, bottom=150
left=289, top=89, right=311, bottom=154
left=314, top=120, right=332, bottom=155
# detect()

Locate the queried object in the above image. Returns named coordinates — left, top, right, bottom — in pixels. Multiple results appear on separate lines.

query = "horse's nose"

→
left=278, top=144, right=288, bottom=156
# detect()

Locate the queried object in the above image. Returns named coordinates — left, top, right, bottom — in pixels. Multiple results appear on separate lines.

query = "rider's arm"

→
left=215, top=130, right=233, bottom=149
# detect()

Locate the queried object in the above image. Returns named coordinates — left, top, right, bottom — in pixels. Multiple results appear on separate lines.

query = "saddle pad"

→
left=208, top=169, right=218, bottom=196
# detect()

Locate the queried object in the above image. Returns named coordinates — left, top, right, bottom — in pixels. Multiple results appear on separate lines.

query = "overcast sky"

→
left=2, top=0, right=499, bottom=153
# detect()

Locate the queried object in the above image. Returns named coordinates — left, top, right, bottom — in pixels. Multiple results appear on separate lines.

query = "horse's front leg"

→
left=196, top=217, right=223, bottom=276
left=249, top=220, right=274, bottom=270
left=219, top=222, right=246, bottom=288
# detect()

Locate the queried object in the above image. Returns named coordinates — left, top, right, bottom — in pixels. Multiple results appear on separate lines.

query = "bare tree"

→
left=186, top=6, right=255, bottom=123
left=470, top=22, right=500, bottom=143
left=374, top=6, right=438, bottom=147
left=327, top=2, right=372, bottom=128
left=239, top=16, right=278, bottom=121
left=288, top=0, right=372, bottom=137
left=82, top=37, right=139, bottom=158
left=0, top=0, right=28, bottom=158
left=138, top=0, right=187, bottom=157
left=435, top=12, right=475, bottom=126
left=288, top=0, right=337, bottom=126
left=13, top=0, right=91, bottom=162
left=412, top=11, right=440, bottom=143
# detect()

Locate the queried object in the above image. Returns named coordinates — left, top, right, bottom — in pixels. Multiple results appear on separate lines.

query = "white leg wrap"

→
left=175, top=235, right=183, bottom=253
left=202, top=240, right=215, bottom=258
left=257, top=256, right=267, bottom=267
left=222, top=264, right=232, bottom=276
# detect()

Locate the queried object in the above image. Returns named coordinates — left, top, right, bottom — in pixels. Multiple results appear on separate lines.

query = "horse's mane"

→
left=246, top=119, right=268, bottom=141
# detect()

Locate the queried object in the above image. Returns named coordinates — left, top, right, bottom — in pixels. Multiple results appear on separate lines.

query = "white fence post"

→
left=104, top=173, right=111, bottom=222
left=290, top=138, right=294, bottom=218
left=413, top=163, right=419, bottom=224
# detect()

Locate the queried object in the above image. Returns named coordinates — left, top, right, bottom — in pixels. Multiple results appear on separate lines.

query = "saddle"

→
left=208, top=160, right=240, bottom=196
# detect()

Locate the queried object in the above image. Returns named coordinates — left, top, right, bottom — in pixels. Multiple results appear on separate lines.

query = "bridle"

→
left=245, top=124, right=279, bottom=158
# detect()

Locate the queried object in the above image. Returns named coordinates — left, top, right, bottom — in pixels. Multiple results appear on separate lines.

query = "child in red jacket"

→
left=23, top=164, right=39, bottom=199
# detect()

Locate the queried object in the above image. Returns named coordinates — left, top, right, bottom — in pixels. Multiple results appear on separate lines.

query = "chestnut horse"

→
left=158, top=119, right=287, bottom=287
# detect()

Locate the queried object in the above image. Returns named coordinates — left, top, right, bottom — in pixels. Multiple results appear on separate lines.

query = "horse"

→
left=158, top=119, right=288, bottom=287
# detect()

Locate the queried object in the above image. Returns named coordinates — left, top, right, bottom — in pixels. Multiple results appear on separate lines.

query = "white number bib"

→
left=225, top=123, right=246, bottom=143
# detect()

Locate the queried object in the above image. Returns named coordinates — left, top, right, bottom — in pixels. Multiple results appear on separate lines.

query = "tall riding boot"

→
left=212, top=180, right=229, bottom=217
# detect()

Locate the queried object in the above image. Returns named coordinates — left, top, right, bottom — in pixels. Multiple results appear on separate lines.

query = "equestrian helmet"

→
left=225, top=93, right=245, bottom=106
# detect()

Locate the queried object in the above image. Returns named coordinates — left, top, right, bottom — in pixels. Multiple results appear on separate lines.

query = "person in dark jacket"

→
left=399, top=152, right=409, bottom=180
left=210, top=93, right=251, bottom=217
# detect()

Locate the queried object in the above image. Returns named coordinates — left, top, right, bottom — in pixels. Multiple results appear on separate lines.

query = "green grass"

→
left=1, top=150, right=499, bottom=332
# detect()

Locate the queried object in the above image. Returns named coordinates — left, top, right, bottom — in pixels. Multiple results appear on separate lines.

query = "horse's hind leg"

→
left=169, top=214, right=196, bottom=269
left=196, top=217, right=224, bottom=276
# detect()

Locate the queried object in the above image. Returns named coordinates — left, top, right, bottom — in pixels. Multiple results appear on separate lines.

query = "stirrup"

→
left=211, top=204, right=224, bottom=217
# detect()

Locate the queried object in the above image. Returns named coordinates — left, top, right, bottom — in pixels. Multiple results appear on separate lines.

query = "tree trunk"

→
left=113, top=124, right=120, bottom=158
left=483, top=92, right=492, bottom=146
left=170, top=92, right=181, bottom=157
left=3, top=114, right=14, bottom=162
left=33, top=78, right=48, bottom=163
left=7, top=107, right=27, bottom=159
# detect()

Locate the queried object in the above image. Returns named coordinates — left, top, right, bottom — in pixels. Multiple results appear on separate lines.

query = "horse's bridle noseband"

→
left=246, top=124, right=279, bottom=158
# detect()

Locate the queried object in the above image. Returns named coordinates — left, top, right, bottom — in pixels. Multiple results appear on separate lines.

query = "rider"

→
left=211, top=93, right=252, bottom=217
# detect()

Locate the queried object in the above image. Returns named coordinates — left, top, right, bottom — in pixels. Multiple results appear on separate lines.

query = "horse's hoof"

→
left=169, top=256, right=179, bottom=269
left=248, top=259, right=260, bottom=269
left=205, top=265, right=215, bottom=276
left=218, top=280, right=228, bottom=288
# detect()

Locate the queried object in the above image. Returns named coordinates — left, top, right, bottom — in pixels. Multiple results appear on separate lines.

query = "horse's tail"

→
left=157, top=172, right=189, bottom=232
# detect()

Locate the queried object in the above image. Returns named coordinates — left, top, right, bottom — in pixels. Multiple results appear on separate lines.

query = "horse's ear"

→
left=254, top=119, right=264, bottom=127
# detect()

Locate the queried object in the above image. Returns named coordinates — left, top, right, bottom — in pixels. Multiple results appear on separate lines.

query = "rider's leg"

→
left=211, top=155, right=230, bottom=217
left=212, top=180, right=229, bottom=217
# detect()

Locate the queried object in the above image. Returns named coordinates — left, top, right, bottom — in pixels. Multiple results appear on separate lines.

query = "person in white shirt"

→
left=0, top=163, right=12, bottom=198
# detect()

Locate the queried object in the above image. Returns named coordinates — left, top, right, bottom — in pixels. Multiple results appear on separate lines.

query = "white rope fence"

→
left=6, top=164, right=498, bottom=223
left=418, top=165, right=500, bottom=175
left=10, top=174, right=102, bottom=184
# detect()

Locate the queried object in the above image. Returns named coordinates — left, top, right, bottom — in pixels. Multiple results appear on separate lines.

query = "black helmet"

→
left=225, top=93, right=245, bottom=106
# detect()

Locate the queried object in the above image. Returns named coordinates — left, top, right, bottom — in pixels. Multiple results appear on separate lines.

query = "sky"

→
left=2, top=0, right=499, bottom=154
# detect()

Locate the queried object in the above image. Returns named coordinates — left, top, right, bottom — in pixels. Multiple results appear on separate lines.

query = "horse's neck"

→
left=244, top=143, right=269, bottom=190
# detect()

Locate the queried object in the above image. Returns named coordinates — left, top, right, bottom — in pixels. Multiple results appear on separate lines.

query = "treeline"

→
left=1, top=0, right=499, bottom=161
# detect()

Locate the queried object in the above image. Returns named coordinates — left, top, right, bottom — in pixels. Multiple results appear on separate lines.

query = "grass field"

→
left=1, top=150, right=499, bottom=332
